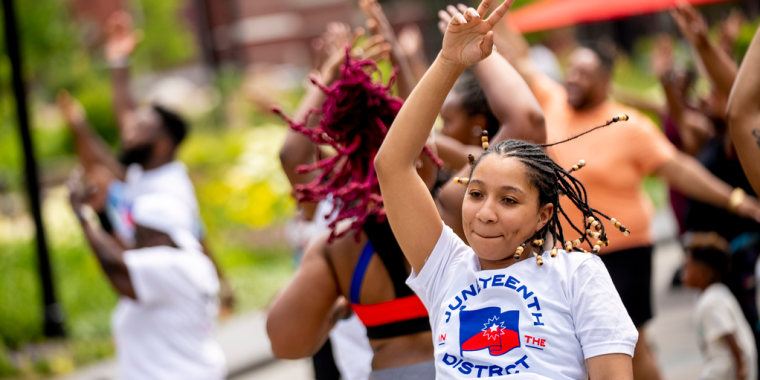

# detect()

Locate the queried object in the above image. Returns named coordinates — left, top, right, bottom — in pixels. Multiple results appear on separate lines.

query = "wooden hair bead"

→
left=564, top=241, right=573, bottom=251
left=623, top=230, right=631, bottom=237
left=612, top=114, right=629, bottom=122
left=453, top=177, right=469, bottom=185
left=467, top=154, right=475, bottom=166
left=572, top=239, right=581, bottom=248
left=550, top=248, right=558, bottom=258
left=481, top=131, right=489, bottom=150
left=536, top=255, right=544, bottom=266
left=571, top=160, right=586, bottom=172
left=592, top=244, right=602, bottom=253
left=513, top=244, right=524, bottom=260
left=586, top=216, right=596, bottom=224
left=532, top=239, right=544, bottom=247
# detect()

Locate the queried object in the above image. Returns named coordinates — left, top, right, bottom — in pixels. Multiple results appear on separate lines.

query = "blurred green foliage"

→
left=131, top=0, right=197, bottom=71
left=734, top=18, right=760, bottom=62
left=0, top=0, right=198, bottom=192
left=181, top=126, right=296, bottom=230
left=0, top=342, right=15, bottom=378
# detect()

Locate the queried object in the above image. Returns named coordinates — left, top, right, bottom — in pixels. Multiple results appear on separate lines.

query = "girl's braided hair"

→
left=465, top=115, right=630, bottom=261
left=275, top=49, right=441, bottom=242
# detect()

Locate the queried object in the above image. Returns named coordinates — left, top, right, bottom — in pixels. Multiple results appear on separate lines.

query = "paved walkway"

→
left=59, top=210, right=705, bottom=380
left=56, top=311, right=290, bottom=380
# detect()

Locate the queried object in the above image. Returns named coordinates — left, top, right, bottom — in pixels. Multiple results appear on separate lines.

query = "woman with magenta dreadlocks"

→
left=375, top=0, right=637, bottom=379
left=266, top=32, right=444, bottom=379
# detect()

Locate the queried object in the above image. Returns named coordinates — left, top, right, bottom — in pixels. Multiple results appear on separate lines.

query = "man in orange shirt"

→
left=501, top=39, right=760, bottom=379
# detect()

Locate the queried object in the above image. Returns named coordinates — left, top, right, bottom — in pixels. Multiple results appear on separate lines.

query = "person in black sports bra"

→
left=267, top=48, right=443, bottom=378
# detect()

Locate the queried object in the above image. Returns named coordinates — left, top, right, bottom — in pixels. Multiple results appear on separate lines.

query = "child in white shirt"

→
left=682, top=232, right=757, bottom=380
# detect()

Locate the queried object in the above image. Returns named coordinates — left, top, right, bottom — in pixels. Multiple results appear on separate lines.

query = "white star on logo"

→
left=481, top=316, right=506, bottom=341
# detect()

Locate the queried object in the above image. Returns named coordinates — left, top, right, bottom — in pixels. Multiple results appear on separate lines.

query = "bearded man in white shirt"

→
left=69, top=186, right=226, bottom=380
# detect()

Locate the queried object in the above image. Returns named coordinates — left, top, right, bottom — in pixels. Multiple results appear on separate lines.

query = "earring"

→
left=513, top=244, right=525, bottom=260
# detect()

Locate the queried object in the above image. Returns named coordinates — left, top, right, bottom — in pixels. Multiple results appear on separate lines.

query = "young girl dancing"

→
left=375, top=1, right=637, bottom=378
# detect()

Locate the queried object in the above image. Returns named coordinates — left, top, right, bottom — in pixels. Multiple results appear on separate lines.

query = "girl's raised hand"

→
left=438, top=0, right=514, bottom=68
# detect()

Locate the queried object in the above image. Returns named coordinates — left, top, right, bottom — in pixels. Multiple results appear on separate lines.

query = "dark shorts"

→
left=599, top=245, right=653, bottom=327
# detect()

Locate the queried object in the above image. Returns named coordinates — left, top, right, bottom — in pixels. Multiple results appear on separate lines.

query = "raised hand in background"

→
left=670, top=2, right=737, bottom=101
left=105, top=11, right=141, bottom=64
left=359, top=0, right=417, bottom=98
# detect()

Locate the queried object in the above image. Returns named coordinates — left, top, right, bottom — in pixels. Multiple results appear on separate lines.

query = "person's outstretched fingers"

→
left=447, top=5, right=460, bottom=18
left=453, top=12, right=466, bottom=25
left=476, top=0, right=494, bottom=17
left=439, top=9, right=452, bottom=24
left=486, top=0, right=515, bottom=27
left=438, top=9, right=453, bottom=33
left=464, top=7, right=480, bottom=22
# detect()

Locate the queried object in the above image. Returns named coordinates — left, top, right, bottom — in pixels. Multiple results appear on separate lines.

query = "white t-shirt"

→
left=107, top=161, right=203, bottom=246
left=407, top=226, right=638, bottom=379
left=113, top=246, right=226, bottom=380
left=695, top=283, right=757, bottom=380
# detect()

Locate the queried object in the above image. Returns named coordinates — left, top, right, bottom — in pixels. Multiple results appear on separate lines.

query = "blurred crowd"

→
left=60, top=0, right=760, bottom=379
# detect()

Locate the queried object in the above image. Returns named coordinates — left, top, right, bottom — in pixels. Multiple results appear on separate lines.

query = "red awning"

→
left=509, top=0, right=734, bottom=33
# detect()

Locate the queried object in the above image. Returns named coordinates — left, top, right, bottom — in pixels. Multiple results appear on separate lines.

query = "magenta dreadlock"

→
left=275, top=48, right=441, bottom=242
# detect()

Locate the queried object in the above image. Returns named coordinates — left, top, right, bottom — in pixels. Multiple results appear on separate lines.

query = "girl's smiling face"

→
left=462, top=154, right=553, bottom=270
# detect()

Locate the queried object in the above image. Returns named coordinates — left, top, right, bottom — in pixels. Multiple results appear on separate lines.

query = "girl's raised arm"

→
left=375, top=0, right=513, bottom=273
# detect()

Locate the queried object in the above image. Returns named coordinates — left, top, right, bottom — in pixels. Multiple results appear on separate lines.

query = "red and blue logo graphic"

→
left=459, top=307, right=520, bottom=356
